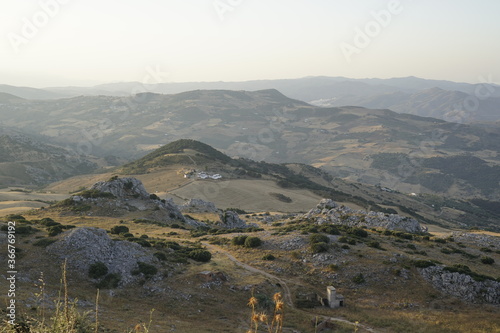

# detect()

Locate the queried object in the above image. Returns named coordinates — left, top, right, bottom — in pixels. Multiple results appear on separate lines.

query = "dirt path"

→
left=202, top=242, right=379, bottom=333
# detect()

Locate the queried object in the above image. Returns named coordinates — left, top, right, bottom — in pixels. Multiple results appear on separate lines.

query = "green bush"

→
left=262, top=254, right=276, bottom=261
left=311, top=242, right=329, bottom=253
left=407, top=244, right=417, bottom=250
left=96, top=273, right=121, bottom=289
left=309, top=234, right=330, bottom=244
left=47, top=225, right=64, bottom=236
left=33, top=238, right=56, bottom=247
left=318, top=225, right=340, bottom=235
left=349, top=228, right=368, bottom=238
left=352, top=273, right=365, bottom=284
left=412, top=260, right=436, bottom=268
left=88, top=262, right=108, bottom=279
left=367, top=241, right=382, bottom=249
left=110, top=225, right=129, bottom=234
left=15, top=225, right=34, bottom=234
left=154, top=252, right=167, bottom=261
left=39, top=218, right=58, bottom=226
left=77, top=189, right=115, bottom=199
left=244, top=236, right=262, bottom=248
left=188, top=249, right=212, bottom=262
left=481, top=256, right=495, bottom=265
left=132, top=262, right=158, bottom=277
left=338, top=236, right=348, bottom=243
left=133, top=239, right=151, bottom=247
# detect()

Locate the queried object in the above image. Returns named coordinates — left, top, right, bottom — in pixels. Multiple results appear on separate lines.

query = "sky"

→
left=1, top=0, right=499, bottom=87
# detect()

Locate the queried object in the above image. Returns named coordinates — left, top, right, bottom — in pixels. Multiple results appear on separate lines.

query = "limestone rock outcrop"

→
left=47, top=227, right=157, bottom=286
left=302, top=199, right=426, bottom=233
left=419, top=266, right=500, bottom=304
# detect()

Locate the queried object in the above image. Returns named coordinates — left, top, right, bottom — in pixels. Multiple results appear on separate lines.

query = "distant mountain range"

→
left=1, top=88, right=499, bottom=201
left=1, top=76, right=499, bottom=122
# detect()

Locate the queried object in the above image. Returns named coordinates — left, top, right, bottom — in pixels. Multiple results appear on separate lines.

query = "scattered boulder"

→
left=218, top=211, right=255, bottom=229
left=180, top=199, right=219, bottom=213
left=91, top=177, right=149, bottom=199
left=419, top=266, right=500, bottom=304
left=47, top=227, right=157, bottom=286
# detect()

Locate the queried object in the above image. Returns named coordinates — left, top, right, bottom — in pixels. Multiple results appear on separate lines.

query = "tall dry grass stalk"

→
left=247, top=292, right=284, bottom=333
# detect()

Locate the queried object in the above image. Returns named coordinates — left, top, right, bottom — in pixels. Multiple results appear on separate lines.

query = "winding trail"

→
left=202, top=242, right=378, bottom=333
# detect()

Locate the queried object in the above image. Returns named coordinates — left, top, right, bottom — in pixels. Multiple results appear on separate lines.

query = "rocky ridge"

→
left=70, top=177, right=186, bottom=222
left=419, top=266, right=500, bottom=304
left=302, top=199, right=426, bottom=233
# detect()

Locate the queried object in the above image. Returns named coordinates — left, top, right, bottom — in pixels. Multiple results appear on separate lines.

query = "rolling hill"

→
left=37, top=139, right=500, bottom=232
left=0, top=132, right=97, bottom=186
left=1, top=89, right=500, bottom=202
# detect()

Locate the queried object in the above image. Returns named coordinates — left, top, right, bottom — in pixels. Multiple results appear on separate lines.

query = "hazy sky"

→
left=1, top=0, right=499, bottom=87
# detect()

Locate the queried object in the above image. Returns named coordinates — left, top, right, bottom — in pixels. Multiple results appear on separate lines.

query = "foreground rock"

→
left=302, top=199, right=426, bottom=233
left=420, top=266, right=500, bottom=304
left=47, top=227, right=157, bottom=286
left=217, top=210, right=256, bottom=229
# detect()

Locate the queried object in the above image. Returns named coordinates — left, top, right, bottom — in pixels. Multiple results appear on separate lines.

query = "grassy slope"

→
left=1, top=208, right=499, bottom=333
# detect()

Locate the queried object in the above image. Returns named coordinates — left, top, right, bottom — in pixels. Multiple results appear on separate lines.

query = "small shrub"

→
left=33, top=238, right=56, bottom=247
left=347, top=239, right=357, bottom=245
left=154, top=252, right=167, bottom=261
left=338, top=236, right=348, bottom=243
left=481, top=256, right=495, bottom=265
left=341, top=244, right=350, bottom=250
left=367, top=241, right=382, bottom=249
left=232, top=235, right=248, bottom=246
left=480, top=247, right=492, bottom=253
left=262, top=254, right=276, bottom=261
left=407, top=244, right=417, bottom=250
left=47, top=225, right=64, bottom=236
left=309, top=234, right=330, bottom=244
left=328, top=264, right=339, bottom=271
left=318, top=225, right=340, bottom=235
left=96, top=273, right=121, bottom=289
left=132, top=262, right=158, bottom=277
left=88, top=262, right=108, bottom=279
left=311, top=242, right=329, bottom=253
left=133, top=239, right=151, bottom=247
left=352, top=273, right=365, bottom=284
left=412, top=260, right=436, bottom=268
left=77, top=189, right=115, bottom=199
left=110, top=225, right=129, bottom=234
left=188, top=249, right=212, bottom=262
left=244, top=236, right=262, bottom=248
left=149, top=193, right=160, bottom=200
left=15, top=225, right=34, bottom=234
left=349, top=228, right=368, bottom=238
left=39, top=218, right=58, bottom=226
